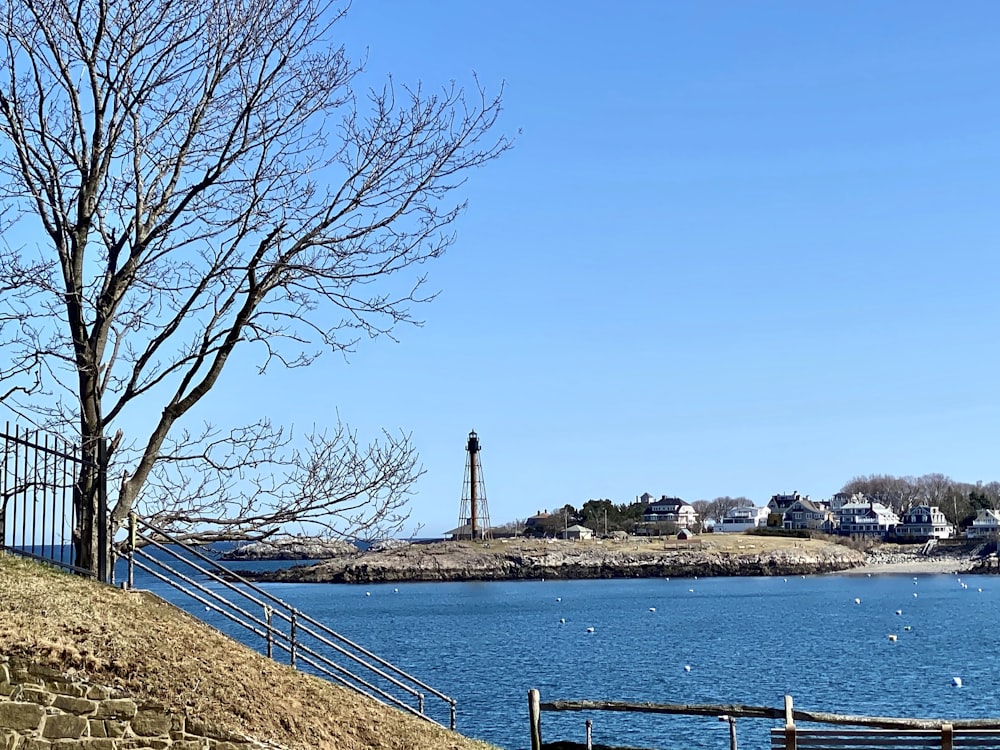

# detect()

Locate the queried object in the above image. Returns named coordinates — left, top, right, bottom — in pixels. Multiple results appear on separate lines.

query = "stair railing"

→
left=120, top=513, right=456, bottom=730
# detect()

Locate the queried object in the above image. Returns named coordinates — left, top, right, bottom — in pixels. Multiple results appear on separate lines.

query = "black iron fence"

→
left=1, top=423, right=458, bottom=729
left=0, top=423, right=109, bottom=580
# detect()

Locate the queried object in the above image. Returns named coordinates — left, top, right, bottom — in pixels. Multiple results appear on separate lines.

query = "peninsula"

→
left=237, top=535, right=871, bottom=583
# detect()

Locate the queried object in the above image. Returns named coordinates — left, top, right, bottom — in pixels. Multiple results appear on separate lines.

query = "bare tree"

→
left=0, top=0, right=510, bottom=568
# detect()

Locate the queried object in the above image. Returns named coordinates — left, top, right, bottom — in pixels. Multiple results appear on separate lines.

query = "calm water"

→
left=131, top=562, right=1000, bottom=750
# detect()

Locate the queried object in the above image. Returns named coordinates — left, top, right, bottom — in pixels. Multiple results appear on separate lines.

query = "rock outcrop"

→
left=242, top=538, right=865, bottom=583
left=219, top=537, right=358, bottom=561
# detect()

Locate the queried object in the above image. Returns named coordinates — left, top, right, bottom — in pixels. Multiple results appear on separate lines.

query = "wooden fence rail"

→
left=528, top=691, right=1000, bottom=750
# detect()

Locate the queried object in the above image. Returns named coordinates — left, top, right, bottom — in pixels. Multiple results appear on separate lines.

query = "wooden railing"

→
left=527, top=691, right=1000, bottom=750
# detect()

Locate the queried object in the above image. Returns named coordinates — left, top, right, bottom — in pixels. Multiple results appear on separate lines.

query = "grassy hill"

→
left=0, top=553, right=497, bottom=750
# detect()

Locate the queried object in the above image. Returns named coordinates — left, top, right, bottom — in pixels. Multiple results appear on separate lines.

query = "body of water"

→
left=130, top=561, right=1000, bottom=750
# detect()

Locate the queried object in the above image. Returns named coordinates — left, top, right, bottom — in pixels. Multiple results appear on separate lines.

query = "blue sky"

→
left=211, top=2, right=1000, bottom=535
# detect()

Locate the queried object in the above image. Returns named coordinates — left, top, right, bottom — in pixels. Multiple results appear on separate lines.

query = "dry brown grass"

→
left=0, top=553, right=497, bottom=750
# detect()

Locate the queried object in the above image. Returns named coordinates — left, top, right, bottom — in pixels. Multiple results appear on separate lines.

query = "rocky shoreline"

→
left=234, top=537, right=869, bottom=583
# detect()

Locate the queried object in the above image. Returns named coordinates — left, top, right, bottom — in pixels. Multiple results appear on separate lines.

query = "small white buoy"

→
left=649, top=607, right=656, bottom=612
left=365, top=591, right=371, bottom=597
left=913, top=593, right=918, bottom=598
left=586, top=627, right=595, bottom=633
left=867, top=573, right=872, bottom=578
left=888, top=634, right=897, bottom=642
left=556, top=597, right=561, bottom=602
left=854, top=598, right=861, bottom=605
left=394, top=588, right=398, bottom=593
left=895, top=609, right=902, bottom=615
left=684, top=665, right=692, bottom=672
left=688, top=588, right=695, bottom=593
left=205, top=606, right=210, bottom=611
left=559, top=618, right=566, bottom=624
left=978, top=588, right=983, bottom=593
left=904, top=626, right=912, bottom=631
left=783, top=578, right=787, bottom=583
left=952, top=677, right=963, bottom=688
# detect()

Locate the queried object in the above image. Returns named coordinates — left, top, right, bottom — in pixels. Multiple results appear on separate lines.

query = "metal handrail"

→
left=122, top=514, right=456, bottom=729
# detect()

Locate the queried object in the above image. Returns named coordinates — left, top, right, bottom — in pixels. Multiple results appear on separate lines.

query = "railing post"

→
left=96, top=438, right=108, bottom=583
left=450, top=700, right=456, bottom=731
left=586, top=719, right=592, bottom=750
left=127, top=512, right=136, bottom=589
left=528, top=689, right=542, bottom=750
left=265, top=606, right=273, bottom=659
left=290, top=611, right=297, bottom=668
left=784, top=695, right=796, bottom=750
left=418, top=693, right=424, bottom=716
left=941, top=723, right=953, bottom=750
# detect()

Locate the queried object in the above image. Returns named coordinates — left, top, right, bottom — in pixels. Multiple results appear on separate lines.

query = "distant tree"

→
left=840, top=475, right=921, bottom=513
left=0, top=0, right=509, bottom=569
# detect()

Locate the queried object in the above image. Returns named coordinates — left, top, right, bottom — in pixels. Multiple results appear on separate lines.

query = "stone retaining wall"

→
left=0, top=656, right=286, bottom=750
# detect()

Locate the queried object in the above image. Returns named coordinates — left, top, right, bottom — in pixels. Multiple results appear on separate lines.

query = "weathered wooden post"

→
left=941, top=723, right=953, bottom=750
left=784, top=695, right=797, bottom=750
left=585, top=719, right=592, bottom=750
left=528, top=689, right=542, bottom=750
left=719, top=715, right=737, bottom=750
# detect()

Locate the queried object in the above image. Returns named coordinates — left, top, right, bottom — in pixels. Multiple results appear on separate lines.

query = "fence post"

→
left=265, top=607, right=273, bottom=659
left=290, top=612, right=297, bottom=668
left=127, top=512, right=136, bottom=589
left=784, top=695, right=796, bottom=750
left=528, top=689, right=542, bottom=750
left=586, top=719, right=592, bottom=750
left=941, top=723, right=953, bottom=750
left=96, top=437, right=108, bottom=583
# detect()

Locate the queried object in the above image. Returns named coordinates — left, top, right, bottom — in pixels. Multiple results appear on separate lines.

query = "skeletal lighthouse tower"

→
left=458, top=430, right=492, bottom=540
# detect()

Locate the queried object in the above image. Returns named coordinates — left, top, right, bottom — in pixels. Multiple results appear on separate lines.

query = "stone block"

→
left=184, top=720, right=240, bottom=742
left=88, top=719, right=107, bottom=738
left=170, top=741, right=209, bottom=750
left=22, top=739, right=52, bottom=750
left=52, top=741, right=117, bottom=750
left=0, top=702, right=45, bottom=731
left=130, top=710, right=171, bottom=737
left=93, top=699, right=137, bottom=720
left=17, top=688, right=53, bottom=708
left=104, top=721, right=127, bottom=738
left=85, top=686, right=112, bottom=701
left=40, top=714, right=88, bottom=739
left=25, top=666, right=62, bottom=682
left=46, top=682, right=86, bottom=699
left=50, top=695, right=96, bottom=715
left=0, top=727, right=23, bottom=750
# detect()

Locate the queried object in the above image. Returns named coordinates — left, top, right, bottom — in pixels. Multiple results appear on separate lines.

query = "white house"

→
left=895, top=505, right=953, bottom=540
left=966, top=509, right=1000, bottom=539
left=559, top=524, right=594, bottom=540
left=716, top=506, right=769, bottom=533
left=836, top=501, right=900, bottom=537
left=642, top=496, right=699, bottom=529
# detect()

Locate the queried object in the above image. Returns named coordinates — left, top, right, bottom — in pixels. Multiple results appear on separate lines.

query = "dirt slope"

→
left=0, top=553, right=496, bottom=750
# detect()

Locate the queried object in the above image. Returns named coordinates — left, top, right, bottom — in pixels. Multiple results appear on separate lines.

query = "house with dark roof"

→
left=894, top=505, right=953, bottom=541
left=767, top=491, right=806, bottom=527
left=641, top=495, right=698, bottom=529
left=836, top=501, right=900, bottom=537
left=782, top=498, right=834, bottom=532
